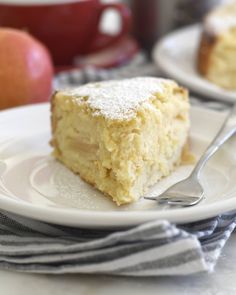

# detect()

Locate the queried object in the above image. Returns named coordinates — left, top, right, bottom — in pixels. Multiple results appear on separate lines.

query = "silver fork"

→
left=145, top=104, right=236, bottom=207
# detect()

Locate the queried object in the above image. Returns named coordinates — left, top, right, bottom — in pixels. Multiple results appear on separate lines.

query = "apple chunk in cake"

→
left=51, top=77, right=190, bottom=205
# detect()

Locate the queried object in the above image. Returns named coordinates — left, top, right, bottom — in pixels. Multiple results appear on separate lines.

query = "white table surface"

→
left=1, top=233, right=235, bottom=295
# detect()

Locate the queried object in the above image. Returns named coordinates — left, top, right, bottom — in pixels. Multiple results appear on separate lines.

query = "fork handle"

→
left=191, top=104, right=236, bottom=178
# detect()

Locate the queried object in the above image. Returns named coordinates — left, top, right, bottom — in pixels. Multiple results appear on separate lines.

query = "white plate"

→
left=153, top=24, right=236, bottom=103
left=0, top=103, right=235, bottom=228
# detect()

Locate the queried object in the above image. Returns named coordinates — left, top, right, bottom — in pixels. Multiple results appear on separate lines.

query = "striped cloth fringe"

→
left=0, top=210, right=234, bottom=276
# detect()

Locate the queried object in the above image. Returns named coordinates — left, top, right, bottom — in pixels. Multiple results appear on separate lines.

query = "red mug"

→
left=0, top=0, right=131, bottom=65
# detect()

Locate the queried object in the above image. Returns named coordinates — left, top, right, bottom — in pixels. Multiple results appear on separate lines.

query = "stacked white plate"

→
left=0, top=103, right=236, bottom=228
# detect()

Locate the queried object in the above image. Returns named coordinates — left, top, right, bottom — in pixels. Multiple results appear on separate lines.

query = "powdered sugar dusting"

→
left=62, top=77, right=176, bottom=120
left=205, top=2, right=236, bottom=35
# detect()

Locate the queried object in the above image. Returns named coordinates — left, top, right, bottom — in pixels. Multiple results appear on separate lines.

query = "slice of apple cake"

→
left=51, top=77, right=190, bottom=205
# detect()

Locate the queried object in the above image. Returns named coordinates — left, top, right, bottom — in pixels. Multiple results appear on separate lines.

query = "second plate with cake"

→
left=153, top=24, right=236, bottom=103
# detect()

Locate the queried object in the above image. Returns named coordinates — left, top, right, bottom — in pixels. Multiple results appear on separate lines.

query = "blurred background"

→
left=103, top=0, right=227, bottom=55
left=0, top=0, right=233, bottom=110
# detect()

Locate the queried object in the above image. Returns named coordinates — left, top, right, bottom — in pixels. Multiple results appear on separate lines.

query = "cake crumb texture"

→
left=51, top=77, right=190, bottom=205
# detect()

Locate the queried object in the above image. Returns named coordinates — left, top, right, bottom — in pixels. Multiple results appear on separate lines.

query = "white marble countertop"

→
left=0, top=233, right=235, bottom=295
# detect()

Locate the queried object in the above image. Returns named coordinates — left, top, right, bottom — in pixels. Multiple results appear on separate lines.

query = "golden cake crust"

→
left=197, top=31, right=216, bottom=76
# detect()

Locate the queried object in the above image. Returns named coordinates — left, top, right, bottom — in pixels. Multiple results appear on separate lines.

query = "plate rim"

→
left=0, top=103, right=235, bottom=229
left=152, top=24, right=236, bottom=103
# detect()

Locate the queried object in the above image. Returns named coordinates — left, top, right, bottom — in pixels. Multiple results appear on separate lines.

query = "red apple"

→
left=0, top=28, right=54, bottom=110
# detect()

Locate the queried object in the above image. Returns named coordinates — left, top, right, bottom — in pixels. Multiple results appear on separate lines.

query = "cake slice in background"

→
left=197, top=1, right=236, bottom=90
left=51, top=77, right=190, bottom=205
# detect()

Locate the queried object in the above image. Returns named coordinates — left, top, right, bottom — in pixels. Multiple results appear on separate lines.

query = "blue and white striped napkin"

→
left=0, top=56, right=234, bottom=276
left=0, top=210, right=235, bottom=275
